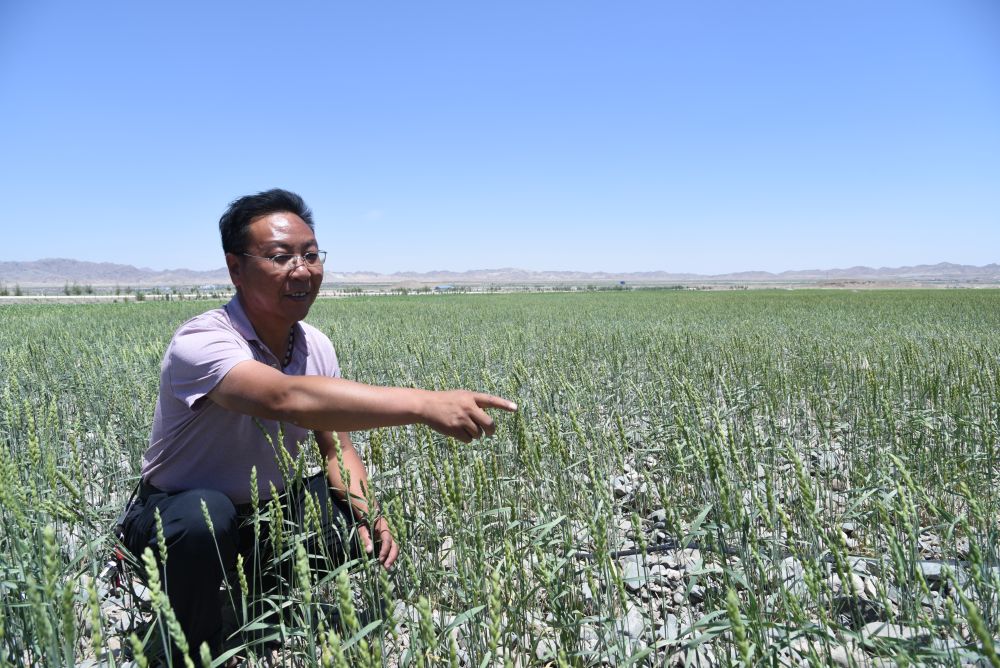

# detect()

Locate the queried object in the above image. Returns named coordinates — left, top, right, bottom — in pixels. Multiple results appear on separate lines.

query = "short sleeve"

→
left=325, top=341, right=341, bottom=379
left=300, top=322, right=341, bottom=379
left=165, top=320, right=253, bottom=410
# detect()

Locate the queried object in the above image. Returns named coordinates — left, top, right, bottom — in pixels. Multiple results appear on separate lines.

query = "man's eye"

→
left=303, top=252, right=319, bottom=263
left=271, top=254, right=294, bottom=266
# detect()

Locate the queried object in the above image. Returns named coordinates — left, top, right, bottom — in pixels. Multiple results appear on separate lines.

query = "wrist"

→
left=408, top=388, right=432, bottom=425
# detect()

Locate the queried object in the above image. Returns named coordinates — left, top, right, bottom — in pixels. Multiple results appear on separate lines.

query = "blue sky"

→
left=2, top=1, right=998, bottom=274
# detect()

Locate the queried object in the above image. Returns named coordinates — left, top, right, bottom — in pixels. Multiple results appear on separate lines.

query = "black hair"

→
left=218, top=188, right=315, bottom=254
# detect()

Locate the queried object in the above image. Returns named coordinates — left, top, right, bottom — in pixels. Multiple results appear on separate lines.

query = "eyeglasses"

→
left=242, top=251, right=327, bottom=270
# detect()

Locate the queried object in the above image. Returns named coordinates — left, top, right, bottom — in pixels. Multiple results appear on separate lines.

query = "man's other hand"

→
left=359, top=516, right=399, bottom=569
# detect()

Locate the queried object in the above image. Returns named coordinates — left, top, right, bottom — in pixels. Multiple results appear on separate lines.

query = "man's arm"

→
left=317, top=430, right=399, bottom=568
left=208, top=359, right=516, bottom=443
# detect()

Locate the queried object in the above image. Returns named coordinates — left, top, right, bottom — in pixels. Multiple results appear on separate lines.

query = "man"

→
left=122, top=188, right=516, bottom=662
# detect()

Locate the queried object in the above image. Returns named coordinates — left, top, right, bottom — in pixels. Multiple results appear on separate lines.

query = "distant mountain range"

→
left=1, top=259, right=999, bottom=287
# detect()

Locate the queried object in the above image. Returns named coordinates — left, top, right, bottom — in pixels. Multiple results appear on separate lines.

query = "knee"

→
left=163, top=489, right=239, bottom=558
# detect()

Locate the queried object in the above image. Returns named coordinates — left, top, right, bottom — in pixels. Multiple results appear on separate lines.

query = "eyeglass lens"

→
left=273, top=252, right=326, bottom=267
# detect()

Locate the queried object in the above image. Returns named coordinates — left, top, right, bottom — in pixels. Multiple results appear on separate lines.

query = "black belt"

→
left=138, top=479, right=259, bottom=516
left=137, top=478, right=164, bottom=501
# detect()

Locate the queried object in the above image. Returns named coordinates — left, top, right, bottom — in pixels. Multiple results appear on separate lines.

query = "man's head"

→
left=219, top=189, right=314, bottom=254
left=221, top=189, right=324, bottom=332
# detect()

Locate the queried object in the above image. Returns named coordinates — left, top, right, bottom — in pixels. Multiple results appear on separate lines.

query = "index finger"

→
left=378, top=530, right=392, bottom=563
left=383, top=537, right=400, bottom=569
left=358, top=524, right=373, bottom=554
left=473, top=393, right=518, bottom=412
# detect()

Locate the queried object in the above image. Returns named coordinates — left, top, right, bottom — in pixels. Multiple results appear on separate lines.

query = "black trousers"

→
left=121, top=472, right=359, bottom=662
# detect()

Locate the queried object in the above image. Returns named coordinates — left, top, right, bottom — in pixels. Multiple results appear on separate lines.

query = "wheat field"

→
left=1, top=289, right=998, bottom=667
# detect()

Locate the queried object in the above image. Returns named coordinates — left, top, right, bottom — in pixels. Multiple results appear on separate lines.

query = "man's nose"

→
left=288, top=258, right=312, bottom=275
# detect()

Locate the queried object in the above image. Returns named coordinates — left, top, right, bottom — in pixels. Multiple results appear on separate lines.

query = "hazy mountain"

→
left=0, top=259, right=232, bottom=287
left=1, top=259, right=998, bottom=287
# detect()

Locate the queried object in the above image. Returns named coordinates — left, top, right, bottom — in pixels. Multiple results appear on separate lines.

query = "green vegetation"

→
left=1, top=290, right=998, bottom=666
left=63, top=282, right=96, bottom=296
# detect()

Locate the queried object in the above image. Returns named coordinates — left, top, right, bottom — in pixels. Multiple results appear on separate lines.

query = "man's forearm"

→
left=323, top=433, right=373, bottom=516
left=278, top=376, right=428, bottom=432
left=211, top=360, right=515, bottom=442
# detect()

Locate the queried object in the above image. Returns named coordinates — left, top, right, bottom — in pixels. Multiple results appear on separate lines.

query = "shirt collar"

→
left=224, top=295, right=307, bottom=364
left=224, top=295, right=261, bottom=344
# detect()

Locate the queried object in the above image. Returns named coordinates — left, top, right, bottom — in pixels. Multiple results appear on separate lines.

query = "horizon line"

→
left=3, top=257, right=999, bottom=278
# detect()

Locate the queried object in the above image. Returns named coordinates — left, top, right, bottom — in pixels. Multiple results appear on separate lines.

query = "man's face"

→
left=226, top=211, right=324, bottom=327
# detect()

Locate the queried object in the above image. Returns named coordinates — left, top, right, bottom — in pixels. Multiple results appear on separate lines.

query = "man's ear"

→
left=225, top=252, right=242, bottom=289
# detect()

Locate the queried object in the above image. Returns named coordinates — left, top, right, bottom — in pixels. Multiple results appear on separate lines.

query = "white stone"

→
left=132, top=583, right=150, bottom=602
left=535, top=637, right=557, bottom=661
left=863, top=621, right=931, bottom=641
left=779, top=557, right=808, bottom=596
left=657, top=613, right=679, bottom=642
left=674, top=548, right=701, bottom=569
left=648, top=508, right=667, bottom=524
left=864, top=576, right=878, bottom=600
left=578, top=624, right=600, bottom=654
left=816, top=451, right=841, bottom=473
left=647, top=552, right=674, bottom=567
left=826, top=573, right=865, bottom=597
left=612, top=476, right=632, bottom=498
left=621, top=559, right=646, bottom=592
left=848, top=556, right=869, bottom=574
left=624, top=602, right=646, bottom=639
left=439, top=535, right=456, bottom=570
left=917, top=560, right=946, bottom=583
left=827, top=642, right=864, bottom=667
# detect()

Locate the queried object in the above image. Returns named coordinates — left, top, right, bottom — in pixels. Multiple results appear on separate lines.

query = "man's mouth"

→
left=287, top=291, right=310, bottom=299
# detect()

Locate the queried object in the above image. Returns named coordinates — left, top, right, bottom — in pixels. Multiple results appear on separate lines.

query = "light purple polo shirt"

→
left=141, top=296, right=340, bottom=504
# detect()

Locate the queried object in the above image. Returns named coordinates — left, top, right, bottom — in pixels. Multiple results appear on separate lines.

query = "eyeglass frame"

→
left=240, top=250, right=327, bottom=270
